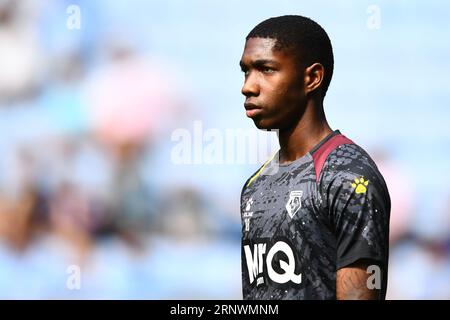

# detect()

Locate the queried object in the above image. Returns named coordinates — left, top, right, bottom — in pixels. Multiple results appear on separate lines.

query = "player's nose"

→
left=241, top=73, right=259, bottom=97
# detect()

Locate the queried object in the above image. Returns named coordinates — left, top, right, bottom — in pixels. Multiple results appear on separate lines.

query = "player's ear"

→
left=304, top=63, right=324, bottom=95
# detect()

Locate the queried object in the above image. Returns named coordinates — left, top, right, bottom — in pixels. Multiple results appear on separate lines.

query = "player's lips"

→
left=244, top=102, right=263, bottom=118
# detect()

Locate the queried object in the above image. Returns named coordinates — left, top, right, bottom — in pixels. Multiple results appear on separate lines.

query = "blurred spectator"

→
left=0, top=0, right=43, bottom=104
left=82, top=42, right=180, bottom=147
left=108, top=141, right=158, bottom=247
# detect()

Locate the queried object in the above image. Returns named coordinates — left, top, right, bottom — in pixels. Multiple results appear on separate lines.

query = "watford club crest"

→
left=286, top=190, right=303, bottom=218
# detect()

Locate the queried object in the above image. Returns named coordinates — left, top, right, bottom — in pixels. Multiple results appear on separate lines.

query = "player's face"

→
left=240, top=37, right=306, bottom=130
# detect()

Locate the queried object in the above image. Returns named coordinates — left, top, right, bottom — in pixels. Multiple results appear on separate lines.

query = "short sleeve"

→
left=319, top=145, right=391, bottom=270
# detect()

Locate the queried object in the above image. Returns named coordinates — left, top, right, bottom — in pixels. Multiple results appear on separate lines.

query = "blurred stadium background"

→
left=0, top=0, right=449, bottom=299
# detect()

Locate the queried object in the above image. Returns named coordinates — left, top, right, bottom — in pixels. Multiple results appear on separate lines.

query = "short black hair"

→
left=246, top=15, right=334, bottom=98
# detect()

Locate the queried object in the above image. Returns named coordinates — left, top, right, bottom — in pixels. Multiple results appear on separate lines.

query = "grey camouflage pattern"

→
left=241, top=140, right=390, bottom=300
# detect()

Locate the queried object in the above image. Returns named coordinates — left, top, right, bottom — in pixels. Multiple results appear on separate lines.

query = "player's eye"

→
left=261, top=67, right=275, bottom=74
left=241, top=69, right=249, bottom=76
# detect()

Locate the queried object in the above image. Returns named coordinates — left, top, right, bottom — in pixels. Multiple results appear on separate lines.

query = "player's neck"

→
left=278, top=100, right=332, bottom=165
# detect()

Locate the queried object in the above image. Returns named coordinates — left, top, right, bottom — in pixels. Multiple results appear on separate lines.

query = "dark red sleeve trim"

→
left=311, top=134, right=354, bottom=183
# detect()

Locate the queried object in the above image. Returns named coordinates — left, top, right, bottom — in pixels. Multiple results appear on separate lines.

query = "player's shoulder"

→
left=309, top=130, right=384, bottom=185
left=326, top=143, right=380, bottom=175
left=316, top=138, right=387, bottom=194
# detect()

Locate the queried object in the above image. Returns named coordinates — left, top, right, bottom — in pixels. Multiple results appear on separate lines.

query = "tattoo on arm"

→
left=336, top=260, right=380, bottom=300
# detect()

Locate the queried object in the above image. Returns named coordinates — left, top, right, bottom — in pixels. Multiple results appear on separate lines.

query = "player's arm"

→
left=336, top=259, right=380, bottom=300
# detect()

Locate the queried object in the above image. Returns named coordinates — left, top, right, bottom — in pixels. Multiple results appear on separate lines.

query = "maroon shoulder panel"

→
left=311, top=134, right=354, bottom=183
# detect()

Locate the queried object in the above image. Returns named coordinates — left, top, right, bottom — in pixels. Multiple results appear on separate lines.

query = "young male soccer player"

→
left=239, top=15, right=390, bottom=300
